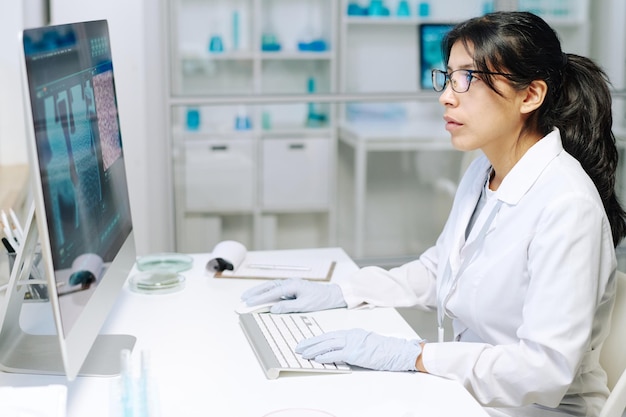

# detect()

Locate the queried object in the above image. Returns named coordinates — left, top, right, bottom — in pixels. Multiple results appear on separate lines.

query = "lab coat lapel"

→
left=438, top=161, right=496, bottom=338
left=448, top=164, right=491, bottom=275
left=460, top=197, right=500, bottom=260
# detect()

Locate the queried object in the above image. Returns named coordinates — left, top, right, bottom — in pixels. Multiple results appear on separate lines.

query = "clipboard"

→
left=215, top=260, right=336, bottom=281
left=208, top=240, right=336, bottom=281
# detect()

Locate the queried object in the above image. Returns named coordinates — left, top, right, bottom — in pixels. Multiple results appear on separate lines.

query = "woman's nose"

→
left=438, top=84, right=458, bottom=107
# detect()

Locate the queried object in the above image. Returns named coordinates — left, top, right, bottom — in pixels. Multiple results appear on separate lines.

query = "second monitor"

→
left=419, top=23, right=456, bottom=90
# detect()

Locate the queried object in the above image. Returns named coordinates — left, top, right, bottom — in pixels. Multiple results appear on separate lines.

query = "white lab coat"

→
left=338, top=130, right=617, bottom=417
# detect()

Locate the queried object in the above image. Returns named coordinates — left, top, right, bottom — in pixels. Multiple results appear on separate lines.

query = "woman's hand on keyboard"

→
left=240, top=278, right=347, bottom=313
left=295, top=328, right=423, bottom=372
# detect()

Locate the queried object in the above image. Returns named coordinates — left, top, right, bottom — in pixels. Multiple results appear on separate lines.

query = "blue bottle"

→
left=186, top=108, right=200, bottom=131
left=209, top=34, right=224, bottom=53
left=397, top=0, right=410, bottom=16
left=418, top=2, right=430, bottom=17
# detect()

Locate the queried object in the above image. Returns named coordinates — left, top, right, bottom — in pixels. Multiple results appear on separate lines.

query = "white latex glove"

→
left=240, top=278, right=347, bottom=313
left=295, top=328, right=422, bottom=372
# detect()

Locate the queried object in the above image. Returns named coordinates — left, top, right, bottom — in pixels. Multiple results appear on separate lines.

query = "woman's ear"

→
left=520, top=79, right=548, bottom=114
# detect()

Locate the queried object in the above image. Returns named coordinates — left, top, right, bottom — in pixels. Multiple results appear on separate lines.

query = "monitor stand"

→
left=0, top=204, right=136, bottom=377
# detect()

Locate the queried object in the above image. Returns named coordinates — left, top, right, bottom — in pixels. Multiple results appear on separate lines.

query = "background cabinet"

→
left=183, top=138, right=256, bottom=211
left=260, top=138, right=331, bottom=209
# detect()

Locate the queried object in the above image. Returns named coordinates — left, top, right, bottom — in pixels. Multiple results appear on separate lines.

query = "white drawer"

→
left=261, top=138, right=330, bottom=209
left=184, top=139, right=255, bottom=211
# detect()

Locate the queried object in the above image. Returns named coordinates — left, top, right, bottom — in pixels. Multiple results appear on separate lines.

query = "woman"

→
left=241, top=11, right=626, bottom=417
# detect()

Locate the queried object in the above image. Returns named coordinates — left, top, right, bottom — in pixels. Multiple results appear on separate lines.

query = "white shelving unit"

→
left=165, top=0, right=339, bottom=253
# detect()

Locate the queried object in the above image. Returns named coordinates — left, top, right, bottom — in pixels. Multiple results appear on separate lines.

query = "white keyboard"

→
left=239, top=312, right=351, bottom=379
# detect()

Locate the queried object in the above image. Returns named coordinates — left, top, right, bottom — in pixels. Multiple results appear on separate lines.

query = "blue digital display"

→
left=419, top=23, right=456, bottom=90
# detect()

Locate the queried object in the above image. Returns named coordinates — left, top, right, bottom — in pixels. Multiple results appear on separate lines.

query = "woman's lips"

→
left=444, top=115, right=463, bottom=131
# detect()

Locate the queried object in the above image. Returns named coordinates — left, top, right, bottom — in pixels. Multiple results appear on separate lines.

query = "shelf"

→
left=258, top=207, right=332, bottom=214
left=367, top=15, right=589, bottom=28
left=260, top=51, right=334, bottom=60
left=173, top=126, right=334, bottom=139
left=174, top=130, right=256, bottom=140
left=180, top=50, right=335, bottom=61
left=181, top=51, right=257, bottom=61
left=260, top=127, right=334, bottom=137
left=344, top=17, right=434, bottom=25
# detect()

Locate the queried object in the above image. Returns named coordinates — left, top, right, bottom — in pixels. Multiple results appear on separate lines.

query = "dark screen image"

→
left=419, top=23, right=456, bottom=90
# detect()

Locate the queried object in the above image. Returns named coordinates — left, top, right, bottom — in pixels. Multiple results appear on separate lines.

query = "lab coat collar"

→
left=495, top=129, right=563, bottom=205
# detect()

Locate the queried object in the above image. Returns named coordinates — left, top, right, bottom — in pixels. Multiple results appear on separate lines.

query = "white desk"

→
left=338, top=121, right=457, bottom=259
left=0, top=247, right=488, bottom=417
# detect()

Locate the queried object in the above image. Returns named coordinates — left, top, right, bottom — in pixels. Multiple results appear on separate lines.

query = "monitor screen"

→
left=0, top=19, right=136, bottom=380
left=419, top=23, right=456, bottom=90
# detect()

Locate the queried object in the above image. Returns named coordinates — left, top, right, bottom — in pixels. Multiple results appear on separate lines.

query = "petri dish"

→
left=136, top=253, right=193, bottom=273
left=128, top=271, right=186, bottom=295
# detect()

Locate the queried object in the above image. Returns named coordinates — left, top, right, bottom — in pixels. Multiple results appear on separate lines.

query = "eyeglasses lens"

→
left=432, top=70, right=446, bottom=92
left=453, top=71, right=470, bottom=92
left=432, top=70, right=471, bottom=93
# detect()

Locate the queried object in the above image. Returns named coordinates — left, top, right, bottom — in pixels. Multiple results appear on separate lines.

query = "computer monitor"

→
left=418, top=23, right=456, bottom=90
left=0, top=19, right=136, bottom=380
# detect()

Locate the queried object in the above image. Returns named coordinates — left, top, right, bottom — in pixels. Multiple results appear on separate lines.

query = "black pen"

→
left=2, top=237, right=15, bottom=254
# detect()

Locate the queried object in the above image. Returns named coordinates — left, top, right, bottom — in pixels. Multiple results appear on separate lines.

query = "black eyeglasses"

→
left=431, top=69, right=513, bottom=93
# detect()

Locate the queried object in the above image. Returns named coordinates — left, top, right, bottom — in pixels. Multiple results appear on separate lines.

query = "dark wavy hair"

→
left=443, top=11, right=626, bottom=247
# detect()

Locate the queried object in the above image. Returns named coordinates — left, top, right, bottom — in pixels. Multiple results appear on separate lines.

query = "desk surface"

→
left=0, top=247, right=488, bottom=417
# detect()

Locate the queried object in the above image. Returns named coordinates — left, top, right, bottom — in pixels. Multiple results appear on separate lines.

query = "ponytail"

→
left=551, top=54, right=626, bottom=247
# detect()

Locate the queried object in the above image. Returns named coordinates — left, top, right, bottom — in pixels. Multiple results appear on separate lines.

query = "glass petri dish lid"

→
left=128, top=271, right=186, bottom=295
left=136, top=253, right=193, bottom=273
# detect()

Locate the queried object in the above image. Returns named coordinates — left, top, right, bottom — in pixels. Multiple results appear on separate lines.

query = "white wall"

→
left=590, top=0, right=626, bottom=132
left=0, top=3, right=29, bottom=166
left=0, top=0, right=50, bottom=165
left=46, top=0, right=172, bottom=255
left=590, top=0, right=626, bottom=88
